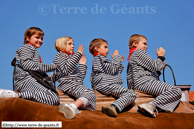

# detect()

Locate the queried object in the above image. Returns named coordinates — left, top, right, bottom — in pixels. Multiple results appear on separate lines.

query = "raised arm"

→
left=54, top=51, right=82, bottom=76
left=93, top=55, right=123, bottom=75
left=135, top=49, right=165, bottom=72
left=78, top=54, right=87, bottom=79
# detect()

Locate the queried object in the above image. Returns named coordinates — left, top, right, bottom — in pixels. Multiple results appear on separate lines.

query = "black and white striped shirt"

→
left=14, top=44, right=56, bottom=81
left=54, top=51, right=87, bottom=91
left=91, top=55, right=124, bottom=88
left=127, top=49, right=165, bottom=89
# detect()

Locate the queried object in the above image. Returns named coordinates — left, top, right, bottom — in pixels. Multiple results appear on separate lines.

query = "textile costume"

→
left=127, top=49, right=182, bottom=112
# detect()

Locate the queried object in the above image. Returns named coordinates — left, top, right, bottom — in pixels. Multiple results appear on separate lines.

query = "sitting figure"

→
left=127, top=34, right=182, bottom=118
left=54, top=36, right=96, bottom=119
left=0, top=27, right=59, bottom=106
left=89, top=38, right=136, bottom=117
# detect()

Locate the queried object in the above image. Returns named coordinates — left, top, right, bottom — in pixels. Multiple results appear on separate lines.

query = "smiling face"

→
left=27, top=33, right=43, bottom=48
left=96, top=42, right=109, bottom=57
left=134, top=38, right=148, bottom=51
left=64, top=39, right=74, bottom=55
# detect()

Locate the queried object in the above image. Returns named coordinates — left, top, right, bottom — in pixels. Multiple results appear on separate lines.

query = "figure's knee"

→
left=49, top=92, right=60, bottom=105
left=172, top=86, right=182, bottom=99
left=51, top=97, right=60, bottom=106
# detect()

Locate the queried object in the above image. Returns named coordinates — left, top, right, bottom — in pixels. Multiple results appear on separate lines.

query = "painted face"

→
left=65, top=39, right=74, bottom=55
left=27, top=33, right=43, bottom=48
left=96, top=42, right=109, bottom=57
left=135, top=38, right=148, bottom=51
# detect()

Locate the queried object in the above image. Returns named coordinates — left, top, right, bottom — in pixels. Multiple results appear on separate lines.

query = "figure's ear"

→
left=94, top=46, right=98, bottom=52
left=26, top=36, right=30, bottom=42
left=132, top=41, right=138, bottom=48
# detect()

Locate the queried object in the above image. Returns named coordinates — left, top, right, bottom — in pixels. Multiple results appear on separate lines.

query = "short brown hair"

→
left=89, top=38, right=107, bottom=55
left=24, top=27, right=44, bottom=44
left=54, top=36, right=73, bottom=52
left=129, top=34, right=147, bottom=49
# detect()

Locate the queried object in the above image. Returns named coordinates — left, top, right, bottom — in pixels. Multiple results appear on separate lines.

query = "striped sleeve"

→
left=118, top=64, right=124, bottom=73
left=16, top=44, right=55, bottom=72
left=135, top=49, right=165, bottom=72
left=78, top=64, right=87, bottom=79
left=93, top=55, right=123, bottom=75
left=53, top=51, right=82, bottom=75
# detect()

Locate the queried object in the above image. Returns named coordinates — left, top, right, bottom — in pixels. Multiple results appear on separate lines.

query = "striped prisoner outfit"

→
left=53, top=51, right=96, bottom=110
left=91, top=55, right=136, bottom=112
left=127, top=49, right=182, bottom=112
left=14, top=44, right=59, bottom=105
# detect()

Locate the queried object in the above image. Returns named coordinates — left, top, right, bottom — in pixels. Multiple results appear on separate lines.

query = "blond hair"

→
left=129, top=34, right=147, bottom=49
left=89, top=38, right=107, bottom=55
left=24, top=27, right=44, bottom=44
left=54, top=36, right=73, bottom=52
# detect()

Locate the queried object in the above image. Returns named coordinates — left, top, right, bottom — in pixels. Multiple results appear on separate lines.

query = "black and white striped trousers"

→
left=136, top=79, right=182, bottom=112
left=95, top=84, right=136, bottom=112
left=15, top=77, right=59, bottom=105
left=60, top=85, right=96, bottom=111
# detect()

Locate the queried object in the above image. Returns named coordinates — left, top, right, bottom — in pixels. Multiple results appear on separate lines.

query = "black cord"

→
left=53, top=70, right=56, bottom=89
left=11, top=57, right=17, bottom=90
left=12, top=65, right=16, bottom=90
left=163, top=64, right=176, bottom=86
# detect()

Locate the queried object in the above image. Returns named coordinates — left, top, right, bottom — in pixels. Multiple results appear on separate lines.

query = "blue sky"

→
left=0, top=0, right=194, bottom=91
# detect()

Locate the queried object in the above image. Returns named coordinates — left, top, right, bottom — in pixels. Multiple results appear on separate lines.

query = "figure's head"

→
left=24, top=27, right=44, bottom=48
left=89, top=38, right=109, bottom=57
left=54, top=36, right=74, bottom=55
left=129, top=34, right=148, bottom=51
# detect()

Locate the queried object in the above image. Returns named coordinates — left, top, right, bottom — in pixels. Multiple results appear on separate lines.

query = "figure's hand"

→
left=51, top=72, right=56, bottom=76
left=77, top=44, right=84, bottom=54
left=156, top=47, right=165, bottom=57
left=121, top=55, right=124, bottom=63
left=79, top=54, right=86, bottom=64
left=111, top=50, right=119, bottom=58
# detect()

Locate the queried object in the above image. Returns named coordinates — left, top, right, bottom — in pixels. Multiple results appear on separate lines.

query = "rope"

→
left=11, top=57, right=16, bottom=90
left=162, top=64, right=176, bottom=86
left=53, top=70, right=56, bottom=89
